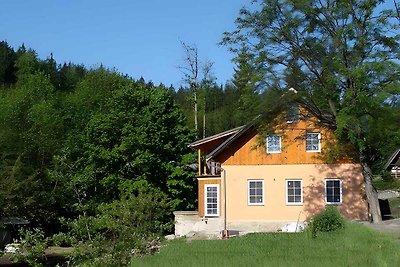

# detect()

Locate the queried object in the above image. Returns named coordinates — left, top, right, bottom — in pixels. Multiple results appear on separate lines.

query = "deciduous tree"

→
left=222, top=0, right=400, bottom=222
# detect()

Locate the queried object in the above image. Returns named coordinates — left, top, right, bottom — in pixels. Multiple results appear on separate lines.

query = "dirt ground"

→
left=361, top=218, right=400, bottom=234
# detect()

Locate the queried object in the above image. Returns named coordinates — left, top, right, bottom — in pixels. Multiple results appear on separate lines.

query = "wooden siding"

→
left=198, top=178, right=221, bottom=217
left=215, top=118, right=355, bottom=165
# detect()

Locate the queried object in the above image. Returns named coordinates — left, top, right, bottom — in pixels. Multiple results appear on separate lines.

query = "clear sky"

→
left=0, top=0, right=249, bottom=87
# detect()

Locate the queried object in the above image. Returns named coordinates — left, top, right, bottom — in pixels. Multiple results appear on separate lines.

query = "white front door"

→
left=204, top=184, right=219, bottom=216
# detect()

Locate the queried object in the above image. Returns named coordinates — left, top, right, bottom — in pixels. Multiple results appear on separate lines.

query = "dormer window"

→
left=306, top=132, right=321, bottom=152
left=267, top=134, right=281, bottom=153
left=286, top=105, right=299, bottom=123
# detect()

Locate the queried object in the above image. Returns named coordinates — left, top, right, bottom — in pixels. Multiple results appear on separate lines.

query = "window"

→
left=286, top=180, right=303, bottom=205
left=306, top=132, right=321, bottom=152
left=248, top=180, right=264, bottom=205
left=286, top=105, right=299, bottom=123
left=204, top=184, right=219, bottom=216
left=325, top=179, right=342, bottom=204
left=267, top=135, right=281, bottom=153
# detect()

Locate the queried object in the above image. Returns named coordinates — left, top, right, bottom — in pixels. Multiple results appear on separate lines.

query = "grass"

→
left=373, top=177, right=400, bottom=191
left=131, top=223, right=400, bottom=267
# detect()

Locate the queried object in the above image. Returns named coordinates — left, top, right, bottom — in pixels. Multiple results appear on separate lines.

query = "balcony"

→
left=197, top=160, right=221, bottom=177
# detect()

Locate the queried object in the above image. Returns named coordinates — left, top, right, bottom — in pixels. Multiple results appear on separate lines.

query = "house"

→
left=174, top=109, right=369, bottom=237
left=385, top=148, right=400, bottom=179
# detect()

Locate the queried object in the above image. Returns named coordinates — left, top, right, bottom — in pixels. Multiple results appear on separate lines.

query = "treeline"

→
left=0, top=41, right=199, bottom=263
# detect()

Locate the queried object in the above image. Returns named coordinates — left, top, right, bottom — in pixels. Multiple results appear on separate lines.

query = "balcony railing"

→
left=197, top=161, right=221, bottom=176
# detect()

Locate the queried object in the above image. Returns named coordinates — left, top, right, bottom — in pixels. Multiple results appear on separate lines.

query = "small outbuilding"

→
left=0, top=218, right=29, bottom=248
left=385, top=149, right=400, bottom=179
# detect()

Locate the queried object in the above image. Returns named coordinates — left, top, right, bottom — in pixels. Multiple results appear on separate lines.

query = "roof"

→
left=188, top=125, right=245, bottom=148
left=385, top=148, right=400, bottom=170
left=206, top=115, right=261, bottom=161
left=0, top=218, right=30, bottom=225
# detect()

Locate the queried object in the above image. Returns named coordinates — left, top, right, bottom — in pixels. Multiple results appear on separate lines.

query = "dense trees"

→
left=222, top=0, right=400, bottom=222
left=0, top=43, right=196, bottom=234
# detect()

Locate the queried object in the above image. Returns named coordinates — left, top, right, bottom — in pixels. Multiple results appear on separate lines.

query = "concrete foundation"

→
left=173, top=211, right=223, bottom=238
left=174, top=211, right=305, bottom=238
left=227, top=220, right=303, bottom=234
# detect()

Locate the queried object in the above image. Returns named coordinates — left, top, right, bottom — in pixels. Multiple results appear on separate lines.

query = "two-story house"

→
left=174, top=110, right=369, bottom=237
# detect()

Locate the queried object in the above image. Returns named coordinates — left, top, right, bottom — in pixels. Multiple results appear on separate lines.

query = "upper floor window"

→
left=325, top=179, right=342, bottom=204
left=267, top=135, right=281, bottom=153
left=306, top=132, right=321, bottom=152
left=248, top=180, right=264, bottom=205
left=286, top=105, right=299, bottom=123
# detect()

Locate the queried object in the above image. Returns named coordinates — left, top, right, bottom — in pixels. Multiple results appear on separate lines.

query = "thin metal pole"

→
left=222, top=167, right=228, bottom=238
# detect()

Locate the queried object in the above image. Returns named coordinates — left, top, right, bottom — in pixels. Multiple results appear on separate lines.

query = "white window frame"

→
left=266, top=134, right=281, bottom=153
left=204, top=184, right=219, bottom=216
left=286, top=179, right=303, bottom=205
left=286, top=105, right=299, bottom=123
left=325, top=179, right=342, bottom=205
left=248, top=179, right=264, bottom=206
left=306, top=132, right=321, bottom=152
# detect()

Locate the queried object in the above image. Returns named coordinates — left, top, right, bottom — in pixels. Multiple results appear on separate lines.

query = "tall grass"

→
left=131, top=223, right=400, bottom=267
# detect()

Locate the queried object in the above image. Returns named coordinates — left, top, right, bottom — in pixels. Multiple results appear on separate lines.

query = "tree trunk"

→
left=360, top=161, right=382, bottom=223
left=194, top=90, right=198, bottom=133
left=203, top=112, right=206, bottom=138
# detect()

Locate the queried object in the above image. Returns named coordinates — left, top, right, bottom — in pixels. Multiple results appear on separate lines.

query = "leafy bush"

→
left=51, top=231, right=76, bottom=247
left=68, top=189, right=172, bottom=266
left=309, top=206, right=345, bottom=238
left=10, top=228, right=48, bottom=267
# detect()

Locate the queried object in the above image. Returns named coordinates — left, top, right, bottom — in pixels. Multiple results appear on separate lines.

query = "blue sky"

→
left=0, top=0, right=249, bottom=87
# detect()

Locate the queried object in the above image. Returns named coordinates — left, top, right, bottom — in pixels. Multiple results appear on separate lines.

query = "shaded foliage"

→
left=0, top=42, right=196, bottom=236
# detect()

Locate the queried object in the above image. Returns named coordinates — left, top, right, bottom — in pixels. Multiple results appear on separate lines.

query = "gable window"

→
left=325, top=179, right=342, bottom=204
left=306, top=132, right=321, bottom=152
left=205, top=184, right=219, bottom=216
left=267, top=135, right=281, bottom=153
left=286, top=105, right=299, bottom=123
left=286, top=180, right=303, bottom=205
left=248, top=180, right=264, bottom=205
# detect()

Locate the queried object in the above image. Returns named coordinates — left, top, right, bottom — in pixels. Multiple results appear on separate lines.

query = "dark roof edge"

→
left=188, top=125, right=245, bottom=148
left=206, top=115, right=261, bottom=161
left=384, top=148, right=400, bottom=170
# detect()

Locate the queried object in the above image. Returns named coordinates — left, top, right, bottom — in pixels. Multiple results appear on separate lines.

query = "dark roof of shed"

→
left=0, top=218, right=30, bottom=225
left=384, top=148, right=400, bottom=170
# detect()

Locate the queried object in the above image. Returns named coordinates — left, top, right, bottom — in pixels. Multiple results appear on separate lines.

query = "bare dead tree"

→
left=178, top=42, right=199, bottom=134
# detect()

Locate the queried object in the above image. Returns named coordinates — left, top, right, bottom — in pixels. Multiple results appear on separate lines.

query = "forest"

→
left=0, top=0, right=400, bottom=265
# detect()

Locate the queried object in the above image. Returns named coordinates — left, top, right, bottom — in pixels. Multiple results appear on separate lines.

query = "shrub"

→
left=68, top=189, right=172, bottom=266
left=309, top=206, right=345, bottom=238
left=10, top=228, right=48, bottom=267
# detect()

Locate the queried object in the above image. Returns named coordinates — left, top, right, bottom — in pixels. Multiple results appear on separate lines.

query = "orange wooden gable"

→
left=210, top=115, right=356, bottom=166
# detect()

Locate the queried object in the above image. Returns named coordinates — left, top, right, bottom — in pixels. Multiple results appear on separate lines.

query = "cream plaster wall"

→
left=223, top=164, right=368, bottom=222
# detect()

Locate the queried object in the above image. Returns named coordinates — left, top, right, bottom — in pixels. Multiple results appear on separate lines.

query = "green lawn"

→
left=132, top=223, right=400, bottom=267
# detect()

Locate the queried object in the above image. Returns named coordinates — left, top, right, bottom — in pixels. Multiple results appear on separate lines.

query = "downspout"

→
left=221, top=167, right=228, bottom=239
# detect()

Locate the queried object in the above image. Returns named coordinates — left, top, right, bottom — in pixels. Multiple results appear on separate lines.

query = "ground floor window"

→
left=325, top=179, right=342, bottom=204
left=248, top=180, right=264, bottom=205
left=205, top=184, right=219, bottom=216
left=286, top=179, right=302, bottom=205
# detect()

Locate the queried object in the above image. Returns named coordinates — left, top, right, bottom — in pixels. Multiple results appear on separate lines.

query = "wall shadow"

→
left=303, top=164, right=369, bottom=221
